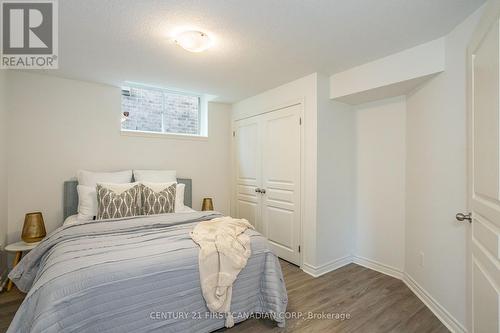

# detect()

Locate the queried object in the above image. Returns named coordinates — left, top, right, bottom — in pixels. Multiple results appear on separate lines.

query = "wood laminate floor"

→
left=0, top=260, right=448, bottom=333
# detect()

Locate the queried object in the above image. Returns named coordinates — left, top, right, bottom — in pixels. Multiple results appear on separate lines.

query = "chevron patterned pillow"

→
left=96, top=183, right=141, bottom=220
left=141, top=183, right=177, bottom=215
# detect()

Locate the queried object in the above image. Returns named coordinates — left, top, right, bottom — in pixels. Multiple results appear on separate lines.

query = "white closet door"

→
left=234, top=116, right=261, bottom=229
left=261, top=104, right=301, bottom=265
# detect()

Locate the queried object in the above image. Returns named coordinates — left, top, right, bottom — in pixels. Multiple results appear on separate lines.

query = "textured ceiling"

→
left=40, top=0, right=484, bottom=102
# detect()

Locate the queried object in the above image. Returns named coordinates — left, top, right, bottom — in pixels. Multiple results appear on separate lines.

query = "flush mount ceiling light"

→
left=174, top=30, right=213, bottom=53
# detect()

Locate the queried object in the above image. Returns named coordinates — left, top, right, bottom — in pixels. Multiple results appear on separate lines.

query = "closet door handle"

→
left=255, top=188, right=262, bottom=193
left=261, top=189, right=266, bottom=194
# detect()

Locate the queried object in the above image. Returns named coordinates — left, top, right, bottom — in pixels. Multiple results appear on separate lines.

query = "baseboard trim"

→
left=352, top=255, right=403, bottom=279
left=403, top=273, right=467, bottom=333
left=301, top=255, right=465, bottom=332
left=301, top=255, right=352, bottom=278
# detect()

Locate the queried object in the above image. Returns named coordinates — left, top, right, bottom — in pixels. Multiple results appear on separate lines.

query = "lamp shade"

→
left=21, top=212, right=46, bottom=243
left=201, top=198, right=214, bottom=211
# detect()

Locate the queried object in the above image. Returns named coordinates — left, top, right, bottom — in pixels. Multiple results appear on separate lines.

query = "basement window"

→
left=120, top=85, right=208, bottom=138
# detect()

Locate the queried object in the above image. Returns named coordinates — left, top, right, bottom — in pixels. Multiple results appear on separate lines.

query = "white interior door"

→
left=234, top=116, right=261, bottom=229
left=468, top=8, right=500, bottom=333
left=261, top=105, right=301, bottom=265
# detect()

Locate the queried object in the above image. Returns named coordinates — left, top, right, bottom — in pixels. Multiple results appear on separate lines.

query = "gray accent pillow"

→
left=96, top=184, right=141, bottom=220
left=141, top=183, right=176, bottom=215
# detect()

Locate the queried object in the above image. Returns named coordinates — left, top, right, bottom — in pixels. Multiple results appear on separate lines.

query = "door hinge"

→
left=232, top=131, right=236, bottom=137
left=299, top=117, right=302, bottom=125
left=298, top=245, right=301, bottom=253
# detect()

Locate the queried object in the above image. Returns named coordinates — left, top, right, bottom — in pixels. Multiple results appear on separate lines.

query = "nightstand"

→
left=5, top=240, right=41, bottom=291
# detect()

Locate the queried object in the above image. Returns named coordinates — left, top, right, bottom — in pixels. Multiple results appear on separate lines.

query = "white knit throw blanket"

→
left=190, top=216, right=255, bottom=328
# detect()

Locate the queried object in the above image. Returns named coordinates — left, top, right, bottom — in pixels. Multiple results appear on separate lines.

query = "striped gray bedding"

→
left=7, top=212, right=288, bottom=333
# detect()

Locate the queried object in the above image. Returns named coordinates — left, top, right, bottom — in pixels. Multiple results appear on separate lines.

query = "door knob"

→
left=456, top=212, right=472, bottom=223
left=255, top=188, right=261, bottom=193
left=261, top=189, right=266, bottom=194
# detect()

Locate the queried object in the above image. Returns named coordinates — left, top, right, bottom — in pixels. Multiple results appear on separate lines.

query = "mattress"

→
left=8, top=212, right=288, bottom=333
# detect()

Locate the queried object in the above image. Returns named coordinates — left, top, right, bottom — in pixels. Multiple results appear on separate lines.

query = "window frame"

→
left=120, top=84, right=208, bottom=140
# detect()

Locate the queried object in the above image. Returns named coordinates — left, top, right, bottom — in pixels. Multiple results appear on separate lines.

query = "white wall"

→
left=229, top=5, right=482, bottom=330
left=0, top=70, right=7, bottom=274
left=406, top=7, right=482, bottom=330
left=232, top=73, right=357, bottom=274
left=330, top=38, right=445, bottom=100
left=232, top=73, right=319, bottom=268
left=316, top=73, right=356, bottom=267
left=6, top=72, right=232, bottom=240
left=354, top=96, right=406, bottom=274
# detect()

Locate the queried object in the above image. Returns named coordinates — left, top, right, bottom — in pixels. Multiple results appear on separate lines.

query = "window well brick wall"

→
left=122, top=87, right=200, bottom=135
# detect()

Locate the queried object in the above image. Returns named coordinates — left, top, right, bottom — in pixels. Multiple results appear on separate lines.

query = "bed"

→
left=7, top=179, right=288, bottom=333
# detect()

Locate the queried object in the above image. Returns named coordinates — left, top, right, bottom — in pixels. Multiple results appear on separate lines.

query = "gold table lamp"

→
left=21, top=212, right=46, bottom=243
left=201, top=198, right=214, bottom=211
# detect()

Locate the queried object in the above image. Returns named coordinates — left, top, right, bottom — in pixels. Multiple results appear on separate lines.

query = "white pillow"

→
left=141, top=182, right=186, bottom=212
left=133, top=170, right=176, bottom=183
left=78, top=170, right=132, bottom=187
left=97, top=182, right=141, bottom=194
left=63, top=214, right=80, bottom=225
left=175, top=183, right=186, bottom=212
left=77, top=185, right=97, bottom=221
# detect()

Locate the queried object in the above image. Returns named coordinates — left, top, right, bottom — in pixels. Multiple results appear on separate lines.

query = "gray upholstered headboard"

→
left=63, top=178, right=193, bottom=220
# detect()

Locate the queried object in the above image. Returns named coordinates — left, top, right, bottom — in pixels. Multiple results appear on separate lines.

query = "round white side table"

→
left=5, top=240, right=41, bottom=291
